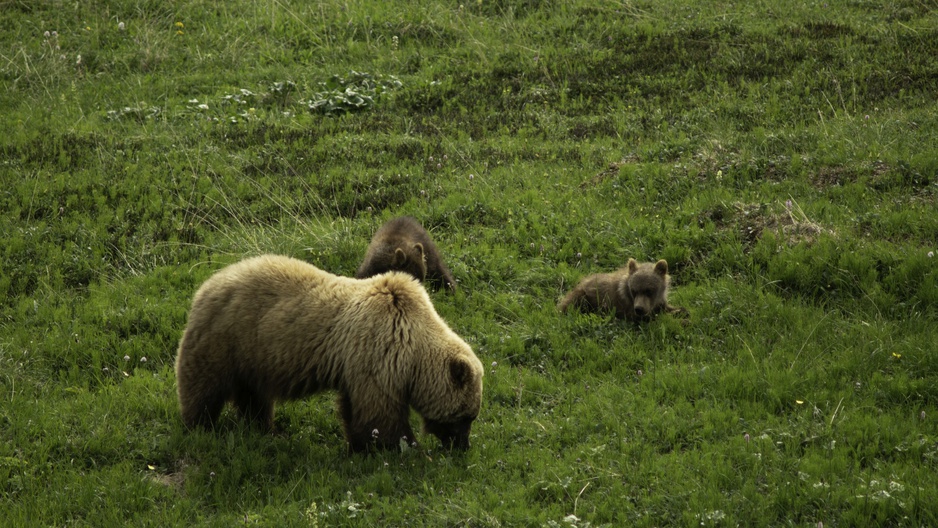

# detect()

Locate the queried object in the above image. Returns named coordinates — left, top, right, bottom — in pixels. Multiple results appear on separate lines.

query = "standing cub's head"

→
left=389, top=243, right=428, bottom=283
left=409, top=334, right=484, bottom=450
left=357, top=216, right=457, bottom=291
left=622, top=258, right=671, bottom=319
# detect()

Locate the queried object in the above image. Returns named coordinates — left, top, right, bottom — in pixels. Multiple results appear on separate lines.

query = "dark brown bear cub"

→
left=558, top=258, right=685, bottom=321
left=356, top=216, right=457, bottom=291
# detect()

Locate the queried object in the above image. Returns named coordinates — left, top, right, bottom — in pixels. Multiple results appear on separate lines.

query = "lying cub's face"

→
left=626, top=259, right=669, bottom=318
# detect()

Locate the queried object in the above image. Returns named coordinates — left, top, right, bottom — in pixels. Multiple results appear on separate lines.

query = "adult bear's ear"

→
left=449, top=359, right=472, bottom=389
left=654, top=259, right=668, bottom=275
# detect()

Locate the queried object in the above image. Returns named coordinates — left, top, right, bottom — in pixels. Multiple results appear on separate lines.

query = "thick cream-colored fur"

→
left=175, top=255, right=483, bottom=452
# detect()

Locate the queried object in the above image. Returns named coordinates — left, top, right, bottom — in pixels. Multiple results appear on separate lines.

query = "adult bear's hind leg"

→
left=234, top=386, right=275, bottom=431
left=179, top=387, right=227, bottom=429
left=176, top=332, right=231, bottom=429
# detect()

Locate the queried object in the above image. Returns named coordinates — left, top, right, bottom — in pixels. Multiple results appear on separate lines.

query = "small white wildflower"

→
left=76, top=54, right=82, bottom=65
left=140, top=356, right=147, bottom=363
left=118, top=21, right=126, bottom=31
left=198, top=104, right=209, bottom=110
left=371, top=428, right=379, bottom=439
left=928, top=251, right=934, bottom=258
left=872, top=489, right=891, bottom=500
left=491, top=361, right=497, bottom=368
left=468, top=173, right=474, bottom=180
left=44, top=30, right=51, bottom=38
left=124, top=355, right=130, bottom=362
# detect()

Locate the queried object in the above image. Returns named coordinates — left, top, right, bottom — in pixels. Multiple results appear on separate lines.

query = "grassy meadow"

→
left=2, top=0, right=938, bottom=525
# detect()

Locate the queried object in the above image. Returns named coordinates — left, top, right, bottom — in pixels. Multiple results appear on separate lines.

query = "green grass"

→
left=2, top=0, right=938, bottom=525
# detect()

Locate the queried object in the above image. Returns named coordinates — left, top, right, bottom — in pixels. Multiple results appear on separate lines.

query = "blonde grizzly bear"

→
left=175, top=255, right=483, bottom=452
left=558, top=259, right=685, bottom=321
left=356, top=216, right=457, bottom=291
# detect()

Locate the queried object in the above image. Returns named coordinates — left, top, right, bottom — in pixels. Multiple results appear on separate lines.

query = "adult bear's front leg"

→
left=337, top=392, right=416, bottom=453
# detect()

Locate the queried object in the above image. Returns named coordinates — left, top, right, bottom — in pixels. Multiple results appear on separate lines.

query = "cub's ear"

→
left=392, top=247, right=408, bottom=267
left=654, top=259, right=669, bottom=276
left=627, top=258, right=639, bottom=274
left=449, top=359, right=472, bottom=389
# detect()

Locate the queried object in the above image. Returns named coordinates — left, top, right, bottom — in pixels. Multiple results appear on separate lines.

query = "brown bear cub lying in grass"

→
left=558, top=259, right=686, bottom=321
left=356, top=216, right=457, bottom=291
left=175, top=255, right=483, bottom=453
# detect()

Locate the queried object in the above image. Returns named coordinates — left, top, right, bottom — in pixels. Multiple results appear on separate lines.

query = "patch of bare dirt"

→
left=703, top=200, right=834, bottom=250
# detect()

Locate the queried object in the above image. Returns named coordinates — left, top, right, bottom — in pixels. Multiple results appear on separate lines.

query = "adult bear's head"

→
left=419, top=351, right=484, bottom=450
left=368, top=271, right=484, bottom=450
left=405, top=312, right=483, bottom=450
